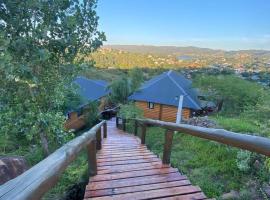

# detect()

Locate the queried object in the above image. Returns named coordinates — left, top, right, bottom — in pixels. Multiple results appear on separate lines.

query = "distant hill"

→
left=104, top=45, right=270, bottom=56
left=103, top=45, right=224, bottom=55
left=86, top=45, right=270, bottom=70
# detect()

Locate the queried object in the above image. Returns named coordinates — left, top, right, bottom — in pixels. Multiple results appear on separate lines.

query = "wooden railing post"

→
left=103, top=121, right=107, bottom=138
left=122, top=118, right=126, bottom=132
left=141, top=125, right=147, bottom=144
left=87, top=140, right=97, bottom=176
left=134, top=120, right=138, bottom=136
left=116, top=117, right=119, bottom=128
left=96, top=128, right=102, bottom=150
left=163, top=129, right=174, bottom=164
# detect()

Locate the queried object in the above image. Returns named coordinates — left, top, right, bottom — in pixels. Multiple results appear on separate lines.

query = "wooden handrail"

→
left=137, top=118, right=270, bottom=156
left=117, top=117, right=270, bottom=164
left=0, top=120, right=106, bottom=200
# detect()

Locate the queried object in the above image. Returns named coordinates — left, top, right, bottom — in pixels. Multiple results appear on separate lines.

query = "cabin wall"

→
left=64, top=96, right=109, bottom=131
left=135, top=101, right=161, bottom=120
left=135, top=101, right=190, bottom=122
left=64, top=112, right=86, bottom=130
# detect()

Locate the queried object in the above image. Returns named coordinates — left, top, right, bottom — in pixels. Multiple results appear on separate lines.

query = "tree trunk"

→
left=40, top=131, right=50, bottom=157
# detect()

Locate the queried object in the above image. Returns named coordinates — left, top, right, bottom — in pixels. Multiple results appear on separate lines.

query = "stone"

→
left=263, top=184, right=270, bottom=197
left=221, top=190, right=240, bottom=199
left=0, top=156, right=28, bottom=185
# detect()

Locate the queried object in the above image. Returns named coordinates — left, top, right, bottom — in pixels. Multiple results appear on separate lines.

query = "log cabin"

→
left=128, top=70, right=201, bottom=122
left=64, top=77, right=110, bottom=130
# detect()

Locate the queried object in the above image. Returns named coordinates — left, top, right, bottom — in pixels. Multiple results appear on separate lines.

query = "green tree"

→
left=129, top=67, right=144, bottom=92
left=108, top=77, right=130, bottom=104
left=193, top=75, right=265, bottom=114
left=0, top=0, right=105, bottom=156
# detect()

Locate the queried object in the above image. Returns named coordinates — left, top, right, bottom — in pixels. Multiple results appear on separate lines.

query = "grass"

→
left=212, top=115, right=261, bottom=134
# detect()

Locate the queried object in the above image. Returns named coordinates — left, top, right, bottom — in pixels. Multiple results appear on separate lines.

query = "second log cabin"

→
left=129, top=70, right=201, bottom=122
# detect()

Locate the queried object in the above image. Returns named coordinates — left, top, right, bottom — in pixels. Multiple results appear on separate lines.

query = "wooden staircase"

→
left=84, top=119, right=207, bottom=200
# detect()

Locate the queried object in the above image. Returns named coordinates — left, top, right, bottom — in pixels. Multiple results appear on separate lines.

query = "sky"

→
left=97, top=0, right=270, bottom=50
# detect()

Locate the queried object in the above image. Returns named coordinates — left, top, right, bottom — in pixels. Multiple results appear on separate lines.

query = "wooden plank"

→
left=97, top=157, right=161, bottom=167
left=86, top=173, right=187, bottom=190
left=85, top=185, right=202, bottom=200
left=97, top=161, right=168, bottom=171
left=155, top=192, right=207, bottom=200
left=97, top=163, right=170, bottom=175
left=90, top=168, right=179, bottom=182
left=97, top=154, right=157, bottom=163
left=85, top=180, right=191, bottom=198
left=97, top=152, right=154, bottom=159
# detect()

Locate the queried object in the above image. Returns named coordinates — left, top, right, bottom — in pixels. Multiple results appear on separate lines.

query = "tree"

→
left=108, top=77, right=130, bottom=104
left=193, top=75, right=265, bottom=114
left=129, top=67, right=144, bottom=92
left=0, top=0, right=105, bottom=157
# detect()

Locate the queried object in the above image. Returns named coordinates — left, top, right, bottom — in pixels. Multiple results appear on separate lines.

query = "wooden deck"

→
left=84, top=118, right=207, bottom=200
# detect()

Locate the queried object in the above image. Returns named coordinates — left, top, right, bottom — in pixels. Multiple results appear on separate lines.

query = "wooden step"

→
left=84, top=118, right=207, bottom=199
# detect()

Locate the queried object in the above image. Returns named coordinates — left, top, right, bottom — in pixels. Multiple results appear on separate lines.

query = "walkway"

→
left=84, top=118, right=207, bottom=200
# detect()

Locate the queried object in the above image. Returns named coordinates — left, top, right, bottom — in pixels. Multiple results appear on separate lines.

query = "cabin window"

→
left=148, top=102, right=154, bottom=109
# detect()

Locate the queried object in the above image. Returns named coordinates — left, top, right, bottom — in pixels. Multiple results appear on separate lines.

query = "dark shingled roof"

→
left=74, top=77, right=110, bottom=103
left=128, top=70, right=201, bottom=110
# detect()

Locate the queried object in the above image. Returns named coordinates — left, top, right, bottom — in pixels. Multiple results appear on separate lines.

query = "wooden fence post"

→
left=123, top=118, right=126, bottom=132
left=87, top=140, right=97, bottom=176
left=134, top=120, right=138, bottom=136
left=116, top=117, right=119, bottom=128
left=96, top=128, right=102, bottom=150
left=163, top=129, right=174, bottom=164
left=141, top=125, right=146, bottom=144
left=103, top=122, right=107, bottom=138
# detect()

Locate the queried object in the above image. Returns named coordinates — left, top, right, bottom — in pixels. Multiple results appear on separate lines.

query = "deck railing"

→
left=0, top=120, right=107, bottom=200
left=117, top=117, right=270, bottom=164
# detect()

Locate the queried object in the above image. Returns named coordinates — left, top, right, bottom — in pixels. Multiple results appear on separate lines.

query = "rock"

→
left=183, top=116, right=218, bottom=128
left=221, top=190, right=240, bottom=199
left=263, top=184, right=270, bottom=197
left=0, top=156, right=28, bottom=185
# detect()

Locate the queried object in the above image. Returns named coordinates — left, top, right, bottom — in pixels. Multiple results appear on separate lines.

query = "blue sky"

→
left=97, top=0, right=270, bottom=50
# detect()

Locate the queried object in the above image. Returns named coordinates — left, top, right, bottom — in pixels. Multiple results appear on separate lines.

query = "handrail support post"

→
left=141, top=125, right=147, bottom=144
left=87, top=140, right=97, bottom=176
left=103, top=121, right=107, bottom=138
left=163, top=129, right=174, bottom=164
left=134, top=120, right=138, bottom=136
left=96, top=128, right=102, bottom=150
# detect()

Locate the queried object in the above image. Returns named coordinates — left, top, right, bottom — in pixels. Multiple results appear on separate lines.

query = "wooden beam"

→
left=136, top=118, right=270, bottom=157
left=141, top=125, right=147, bottom=144
left=163, top=130, right=174, bottom=164
left=87, top=140, right=97, bottom=176
left=96, top=128, right=102, bottom=150
left=123, top=118, right=126, bottom=132
left=0, top=121, right=105, bottom=200
left=103, top=122, right=107, bottom=138
left=116, top=117, right=119, bottom=128
left=134, top=120, right=138, bottom=136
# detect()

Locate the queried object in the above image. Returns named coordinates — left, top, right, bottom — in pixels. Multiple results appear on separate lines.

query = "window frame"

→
left=148, top=102, right=155, bottom=109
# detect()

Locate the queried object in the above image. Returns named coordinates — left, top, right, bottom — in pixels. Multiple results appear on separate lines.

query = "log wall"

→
left=135, top=101, right=190, bottom=122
